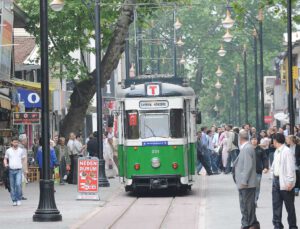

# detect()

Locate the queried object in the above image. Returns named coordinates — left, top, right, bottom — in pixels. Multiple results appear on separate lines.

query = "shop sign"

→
left=13, top=112, right=40, bottom=125
left=264, top=116, right=273, bottom=124
left=77, top=157, right=99, bottom=200
left=17, top=88, right=41, bottom=108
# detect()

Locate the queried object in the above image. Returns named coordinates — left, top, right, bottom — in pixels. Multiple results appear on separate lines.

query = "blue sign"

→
left=142, top=141, right=168, bottom=146
left=17, top=88, right=41, bottom=108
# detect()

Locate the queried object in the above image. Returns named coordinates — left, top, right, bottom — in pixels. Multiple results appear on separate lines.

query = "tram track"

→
left=108, top=197, right=139, bottom=229
left=159, top=197, right=175, bottom=229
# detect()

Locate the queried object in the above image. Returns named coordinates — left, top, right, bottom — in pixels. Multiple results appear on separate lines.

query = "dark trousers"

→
left=68, top=155, right=79, bottom=184
left=197, top=150, right=212, bottom=175
left=225, top=149, right=239, bottom=173
left=272, top=177, right=298, bottom=229
left=38, top=168, right=54, bottom=180
left=239, top=187, right=258, bottom=228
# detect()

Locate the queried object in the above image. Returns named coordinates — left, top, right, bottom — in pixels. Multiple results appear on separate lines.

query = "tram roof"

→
left=117, top=82, right=195, bottom=98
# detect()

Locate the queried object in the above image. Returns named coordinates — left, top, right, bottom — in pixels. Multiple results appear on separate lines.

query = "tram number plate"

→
left=152, top=149, right=160, bottom=154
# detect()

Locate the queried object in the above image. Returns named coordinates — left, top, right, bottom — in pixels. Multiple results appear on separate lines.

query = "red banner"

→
left=78, top=158, right=99, bottom=193
left=264, top=116, right=273, bottom=124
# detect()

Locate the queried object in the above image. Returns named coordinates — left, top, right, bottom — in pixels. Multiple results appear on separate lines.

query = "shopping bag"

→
left=54, top=167, right=60, bottom=184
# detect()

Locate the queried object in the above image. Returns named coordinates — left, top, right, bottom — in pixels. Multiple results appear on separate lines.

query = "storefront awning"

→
left=12, top=80, right=55, bottom=91
left=0, top=94, right=11, bottom=110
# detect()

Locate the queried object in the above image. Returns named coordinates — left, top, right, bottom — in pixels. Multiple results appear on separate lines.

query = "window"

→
left=140, top=112, right=169, bottom=138
left=170, top=109, right=183, bottom=138
left=15, top=71, right=23, bottom=80
left=125, top=110, right=139, bottom=139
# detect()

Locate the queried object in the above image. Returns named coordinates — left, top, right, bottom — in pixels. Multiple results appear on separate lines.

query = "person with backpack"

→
left=225, top=125, right=239, bottom=174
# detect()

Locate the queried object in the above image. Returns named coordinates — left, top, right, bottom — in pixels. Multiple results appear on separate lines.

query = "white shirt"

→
left=5, top=147, right=25, bottom=169
left=67, top=139, right=75, bottom=155
left=273, top=145, right=283, bottom=176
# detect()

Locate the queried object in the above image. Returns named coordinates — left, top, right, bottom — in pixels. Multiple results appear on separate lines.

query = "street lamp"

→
left=214, top=105, right=219, bottom=112
left=223, top=29, right=233, bottom=42
left=222, top=9, right=235, bottom=29
left=217, top=43, right=226, bottom=57
left=215, top=80, right=222, bottom=89
left=50, top=0, right=110, bottom=186
left=243, top=44, right=248, bottom=123
left=257, top=8, right=265, bottom=130
left=33, top=0, right=62, bottom=222
left=174, top=18, right=182, bottom=30
left=253, top=29, right=259, bottom=130
left=287, top=0, right=295, bottom=134
left=176, top=37, right=184, bottom=47
left=50, top=0, right=64, bottom=11
left=216, top=65, right=223, bottom=77
left=215, top=92, right=221, bottom=101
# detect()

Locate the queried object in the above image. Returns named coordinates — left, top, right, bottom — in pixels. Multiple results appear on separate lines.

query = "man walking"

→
left=196, top=131, right=212, bottom=175
left=225, top=125, right=239, bottom=174
left=272, top=133, right=298, bottom=229
left=3, top=137, right=26, bottom=206
left=233, top=130, right=260, bottom=229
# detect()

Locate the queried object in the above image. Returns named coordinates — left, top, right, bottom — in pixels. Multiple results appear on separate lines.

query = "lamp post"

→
left=94, top=0, right=110, bottom=187
left=33, top=0, right=62, bottom=221
left=236, top=64, right=241, bottom=126
left=287, top=0, right=295, bottom=134
left=258, top=8, right=264, bottom=130
left=253, top=29, right=259, bottom=130
left=243, top=44, right=248, bottom=124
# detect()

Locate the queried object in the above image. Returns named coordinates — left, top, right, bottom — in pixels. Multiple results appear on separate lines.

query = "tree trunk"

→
left=59, top=0, right=135, bottom=138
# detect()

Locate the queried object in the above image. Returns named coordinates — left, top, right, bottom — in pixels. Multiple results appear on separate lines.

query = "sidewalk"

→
left=203, top=172, right=300, bottom=229
left=0, top=178, right=122, bottom=229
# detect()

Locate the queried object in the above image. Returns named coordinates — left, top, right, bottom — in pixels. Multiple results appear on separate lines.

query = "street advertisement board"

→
left=13, top=112, right=41, bottom=125
left=77, top=157, right=100, bottom=200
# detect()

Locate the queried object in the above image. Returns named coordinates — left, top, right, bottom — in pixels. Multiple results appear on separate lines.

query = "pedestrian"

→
left=36, top=138, right=58, bottom=179
left=196, top=131, right=212, bottom=175
left=55, top=137, right=71, bottom=185
left=87, top=131, right=98, bottom=157
left=207, top=129, right=220, bottom=174
left=103, top=135, right=118, bottom=178
left=251, top=136, right=268, bottom=207
left=3, top=136, right=26, bottom=206
left=67, top=132, right=76, bottom=184
left=271, top=133, right=298, bottom=229
left=233, top=130, right=260, bottom=229
left=268, top=127, right=276, bottom=169
left=18, top=134, right=28, bottom=201
left=225, top=125, right=239, bottom=174
left=285, top=135, right=300, bottom=197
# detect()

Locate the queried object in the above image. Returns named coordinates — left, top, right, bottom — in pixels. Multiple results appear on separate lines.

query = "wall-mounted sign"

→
left=13, top=112, right=40, bottom=125
left=139, top=100, right=169, bottom=109
left=17, top=88, right=41, bottom=108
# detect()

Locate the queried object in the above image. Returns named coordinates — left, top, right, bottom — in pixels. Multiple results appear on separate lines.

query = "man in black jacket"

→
left=251, top=136, right=268, bottom=207
left=87, top=131, right=98, bottom=157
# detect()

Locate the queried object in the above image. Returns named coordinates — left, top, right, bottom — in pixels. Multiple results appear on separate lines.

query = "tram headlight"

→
left=151, top=157, right=160, bottom=168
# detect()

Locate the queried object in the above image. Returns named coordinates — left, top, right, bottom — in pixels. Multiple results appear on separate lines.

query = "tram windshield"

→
left=140, top=113, right=169, bottom=138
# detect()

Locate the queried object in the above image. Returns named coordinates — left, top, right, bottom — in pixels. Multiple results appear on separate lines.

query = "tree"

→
left=18, top=0, right=184, bottom=137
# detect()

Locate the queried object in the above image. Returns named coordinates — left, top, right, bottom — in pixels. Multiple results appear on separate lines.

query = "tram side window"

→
left=125, top=110, right=139, bottom=139
left=170, top=109, right=183, bottom=138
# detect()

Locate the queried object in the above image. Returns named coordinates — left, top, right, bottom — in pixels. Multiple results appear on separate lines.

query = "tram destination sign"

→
left=13, top=112, right=41, bottom=125
left=139, top=100, right=169, bottom=109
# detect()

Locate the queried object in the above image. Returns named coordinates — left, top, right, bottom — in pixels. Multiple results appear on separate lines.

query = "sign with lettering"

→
left=78, top=158, right=99, bottom=193
left=146, top=84, right=161, bottom=96
left=13, top=112, right=40, bottom=125
left=139, top=100, right=169, bottom=109
left=17, top=88, right=41, bottom=108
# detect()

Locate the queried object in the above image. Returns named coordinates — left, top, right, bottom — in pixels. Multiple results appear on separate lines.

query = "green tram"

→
left=116, top=81, right=200, bottom=192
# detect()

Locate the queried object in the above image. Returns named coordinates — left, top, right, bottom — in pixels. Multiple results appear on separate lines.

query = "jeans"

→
left=239, top=188, right=258, bottom=228
left=9, top=169, right=22, bottom=202
left=272, top=177, right=298, bottom=229
left=196, top=149, right=212, bottom=174
left=210, top=150, right=219, bottom=173
left=255, top=174, right=262, bottom=203
left=269, top=149, right=275, bottom=167
left=225, top=149, right=239, bottom=173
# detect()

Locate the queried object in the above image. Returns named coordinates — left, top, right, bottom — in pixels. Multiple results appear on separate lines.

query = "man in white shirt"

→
left=3, top=137, right=26, bottom=206
left=272, top=133, right=297, bottom=229
left=67, top=132, right=76, bottom=184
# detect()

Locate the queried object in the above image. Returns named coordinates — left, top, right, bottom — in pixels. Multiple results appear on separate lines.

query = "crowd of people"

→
left=2, top=130, right=119, bottom=207
left=197, top=123, right=299, bottom=229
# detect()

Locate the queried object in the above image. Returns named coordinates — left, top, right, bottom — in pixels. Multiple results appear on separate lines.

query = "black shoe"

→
left=21, top=197, right=27, bottom=200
